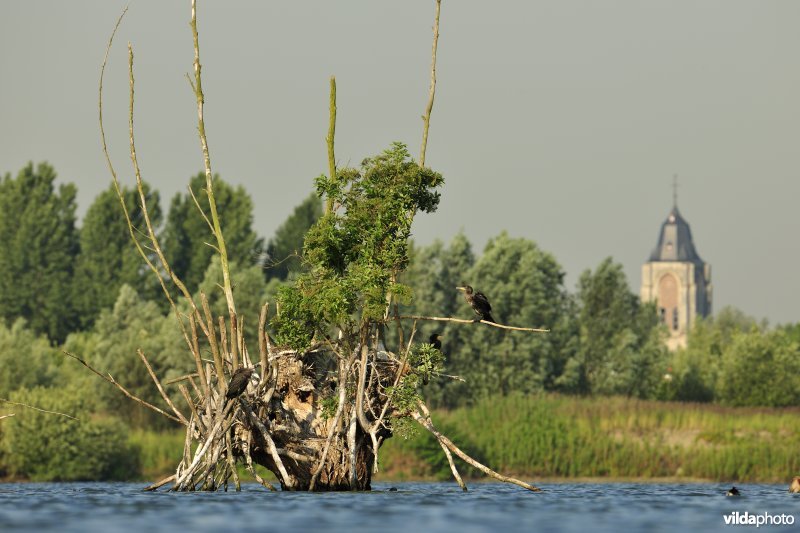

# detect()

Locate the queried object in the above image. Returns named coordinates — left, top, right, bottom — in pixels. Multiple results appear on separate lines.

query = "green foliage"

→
left=0, top=319, right=60, bottom=396
left=163, top=172, right=264, bottom=292
left=0, top=162, right=79, bottom=342
left=194, top=256, right=269, bottom=328
left=73, top=183, right=163, bottom=329
left=409, top=343, right=445, bottom=385
left=398, top=232, right=475, bottom=406
left=659, top=307, right=769, bottom=404
left=128, top=428, right=184, bottom=480
left=440, top=233, right=573, bottom=405
left=320, top=395, right=338, bottom=420
left=77, top=285, right=185, bottom=428
left=378, top=394, right=800, bottom=482
left=717, top=329, right=800, bottom=407
left=265, top=192, right=323, bottom=281
left=562, top=257, right=665, bottom=397
left=2, top=386, right=139, bottom=481
left=274, top=143, right=443, bottom=349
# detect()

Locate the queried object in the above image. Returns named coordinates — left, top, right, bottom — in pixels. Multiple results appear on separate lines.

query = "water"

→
left=1, top=481, right=798, bottom=532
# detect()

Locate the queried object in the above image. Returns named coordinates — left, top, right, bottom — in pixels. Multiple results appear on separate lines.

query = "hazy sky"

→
left=1, top=1, right=799, bottom=324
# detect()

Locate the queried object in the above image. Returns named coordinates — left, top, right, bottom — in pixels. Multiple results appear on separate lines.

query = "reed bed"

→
left=378, top=394, right=800, bottom=482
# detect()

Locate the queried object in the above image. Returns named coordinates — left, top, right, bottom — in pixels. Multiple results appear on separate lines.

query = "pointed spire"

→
left=672, top=174, right=678, bottom=208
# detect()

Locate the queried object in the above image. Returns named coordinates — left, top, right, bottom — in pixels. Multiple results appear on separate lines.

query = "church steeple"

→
left=648, top=205, right=703, bottom=264
left=672, top=174, right=678, bottom=208
left=641, top=182, right=712, bottom=350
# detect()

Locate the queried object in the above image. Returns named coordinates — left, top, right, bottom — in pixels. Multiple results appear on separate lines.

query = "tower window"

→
left=659, top=307, right=666, bottom=324
left=672, top=308, right=679, bottom=331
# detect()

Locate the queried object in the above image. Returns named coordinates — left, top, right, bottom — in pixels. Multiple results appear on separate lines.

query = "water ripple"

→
left=0, top=482, right=798, bottom=532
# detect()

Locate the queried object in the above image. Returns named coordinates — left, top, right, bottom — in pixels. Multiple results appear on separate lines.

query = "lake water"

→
left=1, top=481, right=798, bottom=532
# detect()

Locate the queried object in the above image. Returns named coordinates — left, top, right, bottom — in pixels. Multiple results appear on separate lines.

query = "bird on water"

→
left=456, top=285, right=495, bottom=323
left=726, top=486, right=740, bottom=496
left=226, top=367, right=259, bottom=400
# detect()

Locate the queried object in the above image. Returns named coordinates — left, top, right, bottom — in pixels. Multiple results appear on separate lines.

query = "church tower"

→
left=641, top=189, right=712, bottom=350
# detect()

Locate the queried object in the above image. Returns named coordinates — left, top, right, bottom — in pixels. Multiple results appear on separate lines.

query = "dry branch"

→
left=144, top=474, right=176, bottom=492
left=239, top=398, right=295, bottom=489
left=419, top=0, right=441, bottom=167
left=0, top=399, right=77, bottom=420
left=138, top=350, right=189, bottom=425
left=398, top=315, right=549, bottom=333
left=0, top=414, right=15, bottom=421
left=309, top=351, right=358, bottom=490
left=325, top=76, right=337, bottom=213
left=190, top=0, right=237, bottom=321
left=413, top=404, right=541, bottom=492
left=62, top=352, right=184, bottom=425
left=164, top=373, right=200, bottom=385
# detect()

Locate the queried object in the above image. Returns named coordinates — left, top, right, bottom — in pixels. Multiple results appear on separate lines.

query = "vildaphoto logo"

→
left=723, top=511, right=795, bottom=527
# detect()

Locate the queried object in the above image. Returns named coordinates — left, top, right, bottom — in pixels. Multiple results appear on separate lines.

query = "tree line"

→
left=1, top=160, right=799, bottom=480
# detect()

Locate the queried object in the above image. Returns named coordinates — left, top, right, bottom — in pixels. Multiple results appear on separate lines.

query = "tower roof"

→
left=648, top=206, right=704, bottom=263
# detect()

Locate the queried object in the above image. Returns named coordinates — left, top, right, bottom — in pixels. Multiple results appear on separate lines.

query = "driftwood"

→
left=83, top=0, right=548, bottom=494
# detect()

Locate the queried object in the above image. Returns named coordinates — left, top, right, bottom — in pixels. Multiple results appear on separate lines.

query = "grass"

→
left=126, top=394, right=800, bottom=484
left=376, top=394, right=800, bottom=483
left=128, top=428, right=276, bottom=483
left=128, top=428, right=184, bottom=480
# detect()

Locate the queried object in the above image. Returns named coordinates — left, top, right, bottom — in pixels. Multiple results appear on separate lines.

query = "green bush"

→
left=717, top=329, right=800, bottom=407
left=1, top=386, right=140, bottom=481
left=0, top=318, right=60, bottom=396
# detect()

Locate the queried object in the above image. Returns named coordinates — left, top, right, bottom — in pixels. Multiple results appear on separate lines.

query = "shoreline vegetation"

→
left=376, top=394, right=799, bottom=484
left=7, top=394, right=796, bottom=484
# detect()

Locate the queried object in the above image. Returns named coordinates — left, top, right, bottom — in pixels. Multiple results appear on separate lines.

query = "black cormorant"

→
left=429, top=333, right=443, bottom=351
left=226, top=367, right=258, bottom=400
left=726, top=486, right=740, bottom=496
left=422, top=333, right=444, bottom=386
left=456, top=285, right=495, bottom=323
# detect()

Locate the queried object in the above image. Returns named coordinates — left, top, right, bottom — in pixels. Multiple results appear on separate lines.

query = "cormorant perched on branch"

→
left=226, top=367, right=259, bottom=400
left=429, top=333, right=442, bottom=351
left=456, top=285, right=495, bottom=323
left=422, top=333, right=444, bottom=385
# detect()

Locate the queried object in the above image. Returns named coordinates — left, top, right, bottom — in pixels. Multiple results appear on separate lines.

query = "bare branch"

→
left=0, top=414, right=15, bottom=421
left=165, top=373, right=200, bottom=385
left=178, top=385, right=203, bottom=433
left=188, top=184, right=215, bottom=234
left=413, top=403, right=541, bottom=492
left=325, top=76, right=337, bottom=213
left=258, top=303, right=269, bottom=380
left=137, top=350, right=190, bottom=425
left=309, top=350, right=358, bottom=490
left=419, top=0, right=442, bottom=167
left=0, top=399, right=77, bottom=421
left=416, top=401, right=466, bottom=491
left=62, top=352, right=184, bottom=425
left=144, top=474, right=176, bottom=492
left=239, top=398, right=295, bottom=489
left=399, top=315, right=549, bottom=333
left=243, top=435, right=277, bottom=491
left=189, top=315, right=210, bottom=397
left=190, top=0, right=237, bottom=321
left=200, top=293, right=225, bottom=386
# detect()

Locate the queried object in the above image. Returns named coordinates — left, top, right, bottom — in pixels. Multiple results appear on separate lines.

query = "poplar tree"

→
left=0, top=162, right=79, bottom=342
left=162, top=172, right=263, bottom=292
left=264, top=192, right=323, bottom=281
left=73, top=183, right=162, bottom=328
